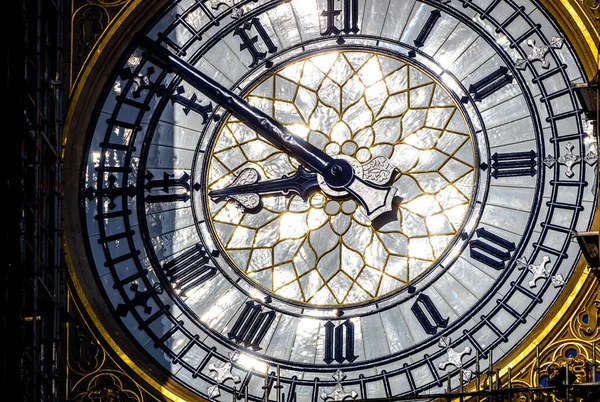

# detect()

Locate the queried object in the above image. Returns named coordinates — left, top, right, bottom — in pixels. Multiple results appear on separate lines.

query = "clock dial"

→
left=72, top=0, right=598, bottom=400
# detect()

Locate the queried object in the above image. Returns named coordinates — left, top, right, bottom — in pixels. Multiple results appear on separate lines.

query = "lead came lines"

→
left=207, top=50, right=476, bottom=305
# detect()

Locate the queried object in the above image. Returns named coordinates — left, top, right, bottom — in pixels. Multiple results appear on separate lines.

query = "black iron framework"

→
left=4, top=0, right=68, bottom=402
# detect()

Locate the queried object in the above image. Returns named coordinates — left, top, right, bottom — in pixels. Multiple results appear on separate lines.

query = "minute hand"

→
left=141, top=38, right=396, bottom=220
left=142, top=37, right=332, bottom=174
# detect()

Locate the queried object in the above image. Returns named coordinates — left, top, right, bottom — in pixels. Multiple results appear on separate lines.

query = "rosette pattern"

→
left=207, top=51, right=474, bottom=306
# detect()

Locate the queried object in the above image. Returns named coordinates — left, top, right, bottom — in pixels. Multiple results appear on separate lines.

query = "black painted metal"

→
left=209, top=166, right=319, bottom=200
left=140, top=36, right=346, bottom=182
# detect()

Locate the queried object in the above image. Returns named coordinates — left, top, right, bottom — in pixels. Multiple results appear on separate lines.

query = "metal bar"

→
left=276, top=365, right=281, bottom=402
left=488, top=349, right=493, bottom=392
left=32, top=1, right=42, bottom=400
left=496, top=364, right=501, bottom=391
left=52, top=1, right=65, bottom=401
left=593, top=341, right=597, bottom=383
left=565, top=361, right=570, bottom=401
left=142, top=37, right=333, bottom=174
left=40, top=129, right=58, bottom=157
left=536, top=345, right=540, bottom=387
left=508, top=367, right=512, bottom=402
left=459, top=372, right=463, bottom=402
left=264, top=370, right=269, bottom=402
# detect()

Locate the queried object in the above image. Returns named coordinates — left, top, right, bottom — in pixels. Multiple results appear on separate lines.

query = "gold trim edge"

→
left=63, top=238, right=190, bottom=402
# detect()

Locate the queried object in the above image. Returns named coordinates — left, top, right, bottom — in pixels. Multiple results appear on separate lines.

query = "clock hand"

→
left=209, top=167, right=320, bottom=209
left=141, top=37, right=397, bottom=220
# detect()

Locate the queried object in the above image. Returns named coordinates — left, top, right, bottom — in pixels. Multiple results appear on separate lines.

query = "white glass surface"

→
left=207, top=51, right=475, bottom=305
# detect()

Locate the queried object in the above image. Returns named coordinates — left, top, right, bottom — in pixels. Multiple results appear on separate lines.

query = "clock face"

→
left=76, top=0, right=598, bottom=400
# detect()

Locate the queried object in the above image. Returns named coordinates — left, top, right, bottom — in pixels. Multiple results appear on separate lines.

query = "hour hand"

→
left=209, top=167, right=319, bottom=210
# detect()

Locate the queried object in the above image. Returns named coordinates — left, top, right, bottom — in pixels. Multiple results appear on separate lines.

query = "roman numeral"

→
left=323, top=319, right=358, bottom=364
left=487, top=150, right=537, bottom=178
left=462, top=66, right=513, bottom=102
left=469, top=227, right=516, bottom=269
left=162, top=244, right=218, bottom=294
left=234, top=18, right=278, bottom=68
left=321, top=0, right=360, bottom=36
left=144, top=171, right=191, bottom=203
left=228, top=301, right=276, bottom=350
left=411, top=293, right=449, bottom=335
left=158, top=85, right=214, bottom=124
left=408, top=10, right=441, bottom=57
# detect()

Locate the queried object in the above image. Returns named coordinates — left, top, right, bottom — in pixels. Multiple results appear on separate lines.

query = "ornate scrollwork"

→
left=493, top=275, right=600, bottom=399
left=70, top=324, right=105, bottom=374
left=545, top=343, right=594, bottom=384
left=575, top=290, right=600, bottom=339
left=580, top=0, right=600, bottom=21
left=71, top=371, right=143, bottom=402
left=66, top=290, right=159, bottom=401
left=70, top=0, right=135, bottom=91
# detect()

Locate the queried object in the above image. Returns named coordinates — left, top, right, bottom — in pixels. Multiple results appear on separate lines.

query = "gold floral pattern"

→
left=499, top=273, right=600, bottom=396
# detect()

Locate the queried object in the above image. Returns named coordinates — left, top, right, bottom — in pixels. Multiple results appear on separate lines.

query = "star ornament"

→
left=516, top=256, right=565, bottom=288
left=320, top=370, right=359, bottom=401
